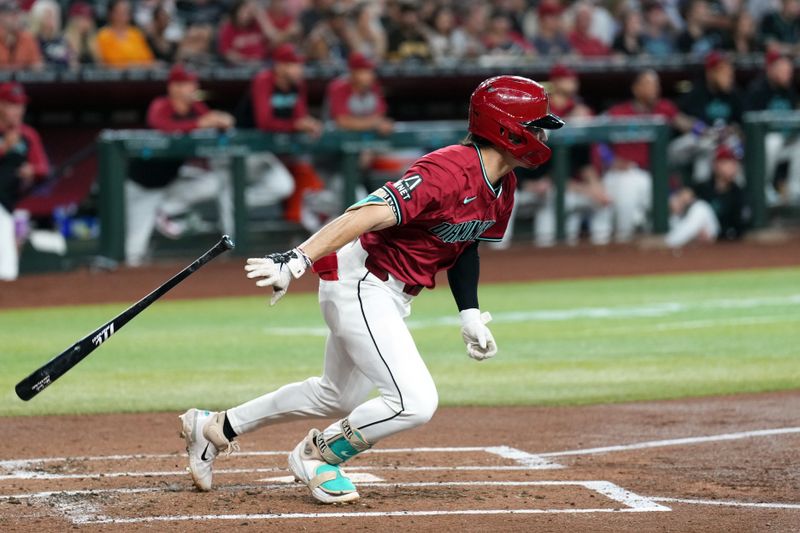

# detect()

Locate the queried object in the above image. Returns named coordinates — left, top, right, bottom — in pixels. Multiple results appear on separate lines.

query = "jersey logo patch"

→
left=431, top=220, right=496, bottom=243
left=463, top=196, right=477, bottom=204
left=392, top=174, right=422, bottom=201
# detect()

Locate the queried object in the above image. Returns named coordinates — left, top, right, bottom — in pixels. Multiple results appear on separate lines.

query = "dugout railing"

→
left=742, top=110, right=800, bottom=229
left=96, top=117, right=671, bottom=260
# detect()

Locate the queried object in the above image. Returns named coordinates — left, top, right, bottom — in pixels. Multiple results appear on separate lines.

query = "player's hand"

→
left=460, top=309, right=497, bottom=361
left=245, top=248, right=311, bottom=305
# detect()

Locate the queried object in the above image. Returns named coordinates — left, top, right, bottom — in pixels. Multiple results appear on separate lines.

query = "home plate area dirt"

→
left=1, top=391, right=799, bottom=532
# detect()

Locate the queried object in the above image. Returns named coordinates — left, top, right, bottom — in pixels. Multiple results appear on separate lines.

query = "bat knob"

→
left=221, top=235, right=235, bottom=250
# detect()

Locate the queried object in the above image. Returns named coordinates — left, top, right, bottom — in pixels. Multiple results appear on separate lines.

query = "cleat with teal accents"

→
left=178, top=408, right=238, bottom=492
left=288, top=429, right=360, bottom=504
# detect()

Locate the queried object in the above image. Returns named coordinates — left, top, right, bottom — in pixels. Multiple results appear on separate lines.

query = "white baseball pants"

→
left=125, top=164, right=223, bottom=265
left=665, top=200, right=720, bottom=248
left=227, top=239, right=438, bottom=445
left=603, top=167, right=652, bottom=242
left=0, top=204, right=18, bottom=281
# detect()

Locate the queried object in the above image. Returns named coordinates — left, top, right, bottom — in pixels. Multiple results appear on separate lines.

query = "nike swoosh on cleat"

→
left=201, top=443, right=211, bottom=461
left=463, top=196, right=477, bottom=204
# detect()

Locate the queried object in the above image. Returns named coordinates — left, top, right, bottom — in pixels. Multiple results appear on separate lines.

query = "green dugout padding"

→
left=97, top=118, right=671, bottom=260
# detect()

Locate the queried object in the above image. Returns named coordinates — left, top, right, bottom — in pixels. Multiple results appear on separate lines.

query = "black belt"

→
left=365, top=257, right=424, bottom=296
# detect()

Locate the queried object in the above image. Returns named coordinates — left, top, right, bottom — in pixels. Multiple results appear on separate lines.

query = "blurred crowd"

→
left=1, top=0, right=800, bottom=69
left=3, top=1, right=800, bottom=278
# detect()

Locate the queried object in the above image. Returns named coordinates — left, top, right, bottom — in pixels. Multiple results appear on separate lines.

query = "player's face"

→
left=633, top=73, right=660, bottom=105
left=351, top=68, right=374, bottom=90
left=0, top=102, right=24, bottom=127
left=553, top=76, right=578, bottom=97
left=710, top=63, right=734, bottom=92
left=714, top=158, right=739, bottom=182
left=277, top=62, right=304, bottom=84
left=769, top=58, right=793, bottom=88
left=168, top=80, right=198, bottom=104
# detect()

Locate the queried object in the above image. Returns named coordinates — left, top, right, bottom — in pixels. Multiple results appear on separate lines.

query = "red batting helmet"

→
left=468, top=75, right=564, bottom=167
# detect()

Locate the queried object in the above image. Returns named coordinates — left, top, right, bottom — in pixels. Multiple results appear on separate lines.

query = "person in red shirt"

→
left=217, top=0, right=270, bottom=66
left=568, top=2, right=611, bottom=57
left=251, top=43, right=323, bottom=224
left=178, top=76, right=565, bottom=505
left=125, top=64, right=234, bottom=266
left=326, top=52, right=392, bottom=134
left=601, top=70, right=693, bottom=241
left=493, top=65, right=610, bottom=248
left=0, top=82, right=48, bottom=280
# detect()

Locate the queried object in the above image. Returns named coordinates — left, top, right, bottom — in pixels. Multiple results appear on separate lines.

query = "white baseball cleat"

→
left=288, top=429, right=360, bottom=504
left=178, top=408, right=238, bottom=491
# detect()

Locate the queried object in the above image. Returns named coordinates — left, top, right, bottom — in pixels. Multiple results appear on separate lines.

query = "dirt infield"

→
left=2, top=237, right=800, bottom=310
left=1, top=391, right=798, bottom=532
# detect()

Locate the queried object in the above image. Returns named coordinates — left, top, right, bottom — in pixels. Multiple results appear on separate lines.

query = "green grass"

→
left=1, top=267, right=799, bottom=416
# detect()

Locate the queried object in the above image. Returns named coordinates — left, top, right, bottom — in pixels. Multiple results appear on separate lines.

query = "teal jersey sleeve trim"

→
left=381, top=185, right=402, bottom=225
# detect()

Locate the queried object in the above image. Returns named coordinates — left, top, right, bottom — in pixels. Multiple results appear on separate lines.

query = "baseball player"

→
left=180, top=76, right=563, bottom=503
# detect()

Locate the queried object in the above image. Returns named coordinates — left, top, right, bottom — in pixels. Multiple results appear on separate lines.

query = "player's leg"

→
left=288, top=272, right=437, bottom=503
left=180, top=327, right=374, bottom=492
left=124, top=181, right=165, bottom=266
left=0, top=205, right=18, bottom=281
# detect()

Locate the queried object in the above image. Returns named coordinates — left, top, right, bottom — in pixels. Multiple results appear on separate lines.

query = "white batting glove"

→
left=460, top=309, right=497, bottom=361
left=245, top=248, right=311, bottom=305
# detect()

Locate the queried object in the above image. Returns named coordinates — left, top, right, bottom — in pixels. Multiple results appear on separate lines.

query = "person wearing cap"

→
left=693, top=145, right=747, bottom=240
left=647, top=144, right=745, bottom=249
left=311, top=52, right=393, bottom=232
left=747, top=50, right=800, bottom=205
left=0, top=82, right=49, bottom=280
left=124, top=65, right=234, bottom=266
left=326, top=52, right=392, bottom=136
left=493, top=65, right=609, bottom=248
left=602, top=70, right=694, bottom=242
left=0, top=0, right=43, bottom=69
left=250, top=43, right=323, bottom=225
left=96, top=0, right=155, bottom=67
left=670, top=51, right=743, bottom=183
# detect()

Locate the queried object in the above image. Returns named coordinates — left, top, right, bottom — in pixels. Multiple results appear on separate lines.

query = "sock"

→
left=222, top=414, right=238, bottom=441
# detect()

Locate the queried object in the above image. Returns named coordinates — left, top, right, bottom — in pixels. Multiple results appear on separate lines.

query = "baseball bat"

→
left=15, top=235, right=235, bottom=401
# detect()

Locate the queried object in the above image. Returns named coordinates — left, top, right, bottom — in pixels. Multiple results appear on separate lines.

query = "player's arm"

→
left=244, top=190, right=396, bottom=304
left=448, top=243, right=498, bottom=361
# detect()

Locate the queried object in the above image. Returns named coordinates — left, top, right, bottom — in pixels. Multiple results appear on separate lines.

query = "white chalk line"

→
left=0, top=446, right=494, bottom=470
left=650, top=496, right=800, bottom=510
left=540, top=426, right=800, bottom=458
left=263, top=294, right=800, bottom=336
left=0, top=464, right=556, bottom=481
left=9, top=481, right=668, bottom=524
left=5, top=427, right=798, bottom=480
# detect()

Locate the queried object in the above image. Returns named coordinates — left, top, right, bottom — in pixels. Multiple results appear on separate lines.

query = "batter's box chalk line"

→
left=12, top=481, right=671, bottom=525
left=0, top=445, right=562, bottom=480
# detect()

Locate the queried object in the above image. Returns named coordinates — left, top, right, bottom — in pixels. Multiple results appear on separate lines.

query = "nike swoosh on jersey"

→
left=201, top=443, right=211, bottom=461
left=463, top=196, right=477, bottom=204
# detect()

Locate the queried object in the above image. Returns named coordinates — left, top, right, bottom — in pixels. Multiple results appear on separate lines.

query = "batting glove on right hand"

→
left=245, top=248, right=311, bottom=305
left=460, top=309, right=497, bottom=361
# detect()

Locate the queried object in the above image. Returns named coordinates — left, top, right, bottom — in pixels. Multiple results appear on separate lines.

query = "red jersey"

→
left=147, top=97, right=210, bottom=133
left=360, top=144, right=515, bottom=288
left=606, top=99, right=678, bottom=169
left=251, top=69, right=308, bottom=132
left=568, top=32, right=611, bottom=57
left=218, top=21, right=268, bottom=62
left=0, top=123, right=49, bottom=211
left=326, top=76, right=387, bottom=119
